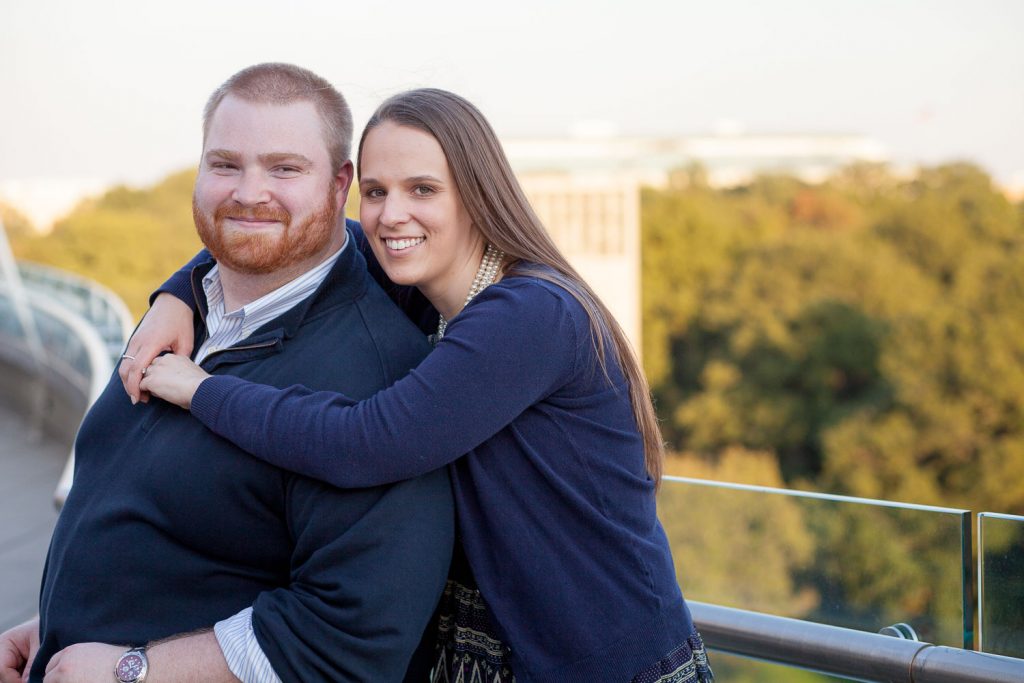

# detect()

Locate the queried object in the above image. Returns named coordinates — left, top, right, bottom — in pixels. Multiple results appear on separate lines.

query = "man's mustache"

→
left=214, top=204, right=291, bottom=225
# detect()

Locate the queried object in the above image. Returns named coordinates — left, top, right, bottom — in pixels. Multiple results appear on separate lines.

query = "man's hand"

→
left=0, top=617, right=39, bottom=683
left=43, top=642, right=122, bottom=683
left=139, top=354, right=211, bottom=411
left=44, top=632, right=238, bottom=683
left=120, top=293, right=195, bottom=405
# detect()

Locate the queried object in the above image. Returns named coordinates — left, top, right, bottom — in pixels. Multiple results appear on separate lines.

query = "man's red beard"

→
left=193, top=186, right=338, bottom=275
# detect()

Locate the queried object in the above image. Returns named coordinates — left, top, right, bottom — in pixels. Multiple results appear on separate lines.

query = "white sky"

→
left=2, top=0, right=1022, bottom=225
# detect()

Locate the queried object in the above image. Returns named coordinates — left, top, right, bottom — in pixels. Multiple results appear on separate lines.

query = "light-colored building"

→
left=516, top=172, right=644, bottom=354
left=506, top=130, right=887, bottom=189
left=507, top=130, right=887, bottom=357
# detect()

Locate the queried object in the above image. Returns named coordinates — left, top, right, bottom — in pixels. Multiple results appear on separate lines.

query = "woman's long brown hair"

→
left=358, top=88, right=665, bottom=486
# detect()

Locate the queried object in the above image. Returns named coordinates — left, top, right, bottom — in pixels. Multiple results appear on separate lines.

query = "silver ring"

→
left=121, top=354, right=137, bottom=361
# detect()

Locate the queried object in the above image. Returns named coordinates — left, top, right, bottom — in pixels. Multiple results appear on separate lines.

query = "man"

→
left=0, top=63, right=453, bottom=683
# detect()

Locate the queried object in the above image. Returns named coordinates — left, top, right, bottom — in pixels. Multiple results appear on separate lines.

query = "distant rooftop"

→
left=504, top=131, right=888, bottom=187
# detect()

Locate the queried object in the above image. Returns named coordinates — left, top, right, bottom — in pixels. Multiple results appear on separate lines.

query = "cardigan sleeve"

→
left=189, top=280, right=580, bottom=488
left=150, top=248, right=209, bottom=307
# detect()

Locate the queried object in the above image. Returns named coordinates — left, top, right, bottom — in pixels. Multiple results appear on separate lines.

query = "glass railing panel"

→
left=0, top=295, right=25, bottom=338
left=659, top=477, right=971, bottom=648
left=18, top=262, right=135, bottom=350
left=707, top=650, right=849, bottom=682
left=978, top=512, right=1024, bottom=657
left=1, top=292, right=92, bottom=381
left=34, top=307, right=91, bottom=377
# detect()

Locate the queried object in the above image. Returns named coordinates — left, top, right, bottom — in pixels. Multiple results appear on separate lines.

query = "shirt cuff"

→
left=214, top=607, right=282, bottom=683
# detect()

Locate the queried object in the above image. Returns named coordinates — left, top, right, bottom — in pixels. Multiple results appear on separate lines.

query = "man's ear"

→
left=335, top=160, right=355, bottom=209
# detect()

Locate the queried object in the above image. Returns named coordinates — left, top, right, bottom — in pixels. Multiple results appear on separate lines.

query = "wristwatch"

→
left=114, top=647, right=148, bottom=683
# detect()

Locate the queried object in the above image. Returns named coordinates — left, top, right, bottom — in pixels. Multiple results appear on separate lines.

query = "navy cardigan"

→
left=159, top=222, right=697, bottom=681
left=35, top=236, right=454, bottom=682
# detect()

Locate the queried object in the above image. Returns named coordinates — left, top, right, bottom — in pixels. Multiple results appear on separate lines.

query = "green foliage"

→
left=1, top=203, right=37, bottom=239
left=11, top=170, right=202, bottom=319
left=643, top=163, right=1024, bottom=515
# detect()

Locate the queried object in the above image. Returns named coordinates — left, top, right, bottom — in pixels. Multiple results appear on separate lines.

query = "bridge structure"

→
left=0, top=221, right=134, bottom=629
left=0, top=220, right=1020, bottom=681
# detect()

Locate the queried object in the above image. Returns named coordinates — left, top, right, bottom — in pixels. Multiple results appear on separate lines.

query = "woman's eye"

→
left=363, top=188, right=385, bottom=199
left=413, top=185, right=436, bottom=196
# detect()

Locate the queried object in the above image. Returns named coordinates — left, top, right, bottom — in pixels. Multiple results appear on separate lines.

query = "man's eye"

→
left=211, top=162, right=238, bottom=172
left=273, top=166, right=302, bottom=176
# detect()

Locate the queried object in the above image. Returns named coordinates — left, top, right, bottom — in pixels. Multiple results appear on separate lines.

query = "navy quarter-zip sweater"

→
left=33, top=234, right=454, bottom=682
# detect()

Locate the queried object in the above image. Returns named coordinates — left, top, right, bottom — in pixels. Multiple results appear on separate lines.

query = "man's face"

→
left=193, top=94, right=352, bottom=276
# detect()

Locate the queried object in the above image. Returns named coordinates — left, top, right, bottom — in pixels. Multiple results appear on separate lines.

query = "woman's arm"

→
left=122, top=221, right=437, bottom=400
left=144, top=281, right=579, bottom=488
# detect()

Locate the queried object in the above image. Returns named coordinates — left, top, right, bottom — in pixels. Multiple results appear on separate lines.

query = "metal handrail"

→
left=690, top=601, right=1024, bottom=682
left=29, top=290, right=117, bottom=506
left=0, top=220, right=47, bottom=431
left=0, top=226, right=131, bottom=506
left=17, top=259, right=135, bottom=363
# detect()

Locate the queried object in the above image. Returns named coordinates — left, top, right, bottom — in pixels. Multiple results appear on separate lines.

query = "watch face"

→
left=116, top=653, right=145, bottom=682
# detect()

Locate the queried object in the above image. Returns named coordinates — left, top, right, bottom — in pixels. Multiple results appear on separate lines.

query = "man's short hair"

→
left=203, top=63, right=353, bottom=174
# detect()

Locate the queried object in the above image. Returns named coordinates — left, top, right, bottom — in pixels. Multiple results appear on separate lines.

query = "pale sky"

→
left=2, top=0, right=1022, bottom=226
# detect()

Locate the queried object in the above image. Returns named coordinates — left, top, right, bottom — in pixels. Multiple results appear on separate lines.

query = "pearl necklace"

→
left=433, top=243, right=504, bottom=344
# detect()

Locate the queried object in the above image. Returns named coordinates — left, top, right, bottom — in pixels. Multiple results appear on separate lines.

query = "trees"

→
left=1, top=203, right=37, bottom=240
left=644, top=164, right=1024, bottom=515
left=11, top=171, right=201, bottom=319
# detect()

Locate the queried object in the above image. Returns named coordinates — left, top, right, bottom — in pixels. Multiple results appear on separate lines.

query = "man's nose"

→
left=231, top=171, right=271, bottom=205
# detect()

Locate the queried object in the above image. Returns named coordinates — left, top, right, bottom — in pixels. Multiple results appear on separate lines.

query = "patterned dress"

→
left=431, top=546, right=515, bottom=683
left=430, top=545, right=713, bottom=683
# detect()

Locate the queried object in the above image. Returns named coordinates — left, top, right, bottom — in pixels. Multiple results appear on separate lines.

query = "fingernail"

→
left=131, top=396, right=138, bottom=405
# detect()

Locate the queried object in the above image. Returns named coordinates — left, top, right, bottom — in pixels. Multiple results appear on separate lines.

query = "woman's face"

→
left=359, top=122, right=485, bottom=314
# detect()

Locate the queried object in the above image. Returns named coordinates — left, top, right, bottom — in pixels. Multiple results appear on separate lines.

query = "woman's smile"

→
left=383, top=236, right=426, bottom=252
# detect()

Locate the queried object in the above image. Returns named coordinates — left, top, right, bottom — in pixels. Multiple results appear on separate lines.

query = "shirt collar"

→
left=201, top=236, right=348, bottom=335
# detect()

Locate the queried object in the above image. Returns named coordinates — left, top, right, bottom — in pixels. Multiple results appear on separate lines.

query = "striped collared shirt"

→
left=215, top=607, right=281, bottom=683
left=195, top=240, right=347, bottom=365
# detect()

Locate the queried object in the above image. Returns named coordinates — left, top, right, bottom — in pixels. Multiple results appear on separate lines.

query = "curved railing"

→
left=0, top=288, right=113, bottom=409
left=0, top=227, right=134, bottom=505
left=16, top=260, right=135, bottom=363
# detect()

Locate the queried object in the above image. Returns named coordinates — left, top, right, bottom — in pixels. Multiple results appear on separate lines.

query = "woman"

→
left=135, top=89, right=711, bottom=683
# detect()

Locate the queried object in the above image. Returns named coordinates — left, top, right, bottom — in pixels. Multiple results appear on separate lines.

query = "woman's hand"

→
left=139, top=354, right=211, bottom=410
left=120, top=293, right=195, bottom=405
